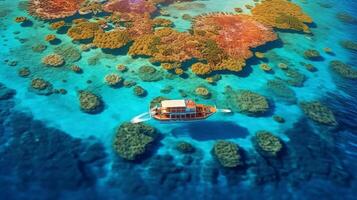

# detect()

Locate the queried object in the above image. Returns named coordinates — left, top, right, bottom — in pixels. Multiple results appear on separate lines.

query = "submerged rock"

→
left=253, top=131, right=283, bottom=157
left=303, top=49, right=322, bottom=60
left=300, top=101, right=337, bottom=126
left=113, top=122, right=158, bottom=161
left=329, top=60, right=357, bottom=79
left=266, top=79, right=297, bottom=103
left=339, top=40, right=357, bottom=52
left=0, top=83, right=15, bottom=100
left=138, top=65, right=163, bottom=82
left=78, top=90, right=103, bottom=114
left=212, top=140, right=242, bottom=168
left=225, top=86, right=269, bottom=115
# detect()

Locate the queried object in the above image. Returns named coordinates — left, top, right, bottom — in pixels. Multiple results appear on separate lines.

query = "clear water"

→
left=0, top=0, right=356, bottom=199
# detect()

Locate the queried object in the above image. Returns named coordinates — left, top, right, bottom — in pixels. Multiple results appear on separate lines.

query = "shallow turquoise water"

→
left=0, top=0, right=357, bottom=199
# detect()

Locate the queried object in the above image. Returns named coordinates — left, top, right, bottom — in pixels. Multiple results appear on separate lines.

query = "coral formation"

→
left=329, top=60, right=357, bottom=79
left=103, top=0, right=157, bottom=15
left=176, top=141, right=195, bottom=154
left=42, top=53, right=65, bottom=67
left=138, top=65, right=163, bottom=82
left=67, top=22, right=101, bottom=40
left=273, top=115, right=285, bottom=123
left=93, top=30, right=131, bottom=49
left=225, top=87, right=269, bottom=115
left=54, top=44, right=82, bottom=64
left=304, top=49, right=322, bottom=60
left=133, top=86, right=147, bottom=97
left=129, top=28, right=202, bottom=63
left=339, top=40, right=357, bottom=52
left=300, top=101, right=337, bottom=126
left=212, top=140, right=242, bottom=168
left=105, top=74, right=123, bottom=87
left=251, top=0, right=313, bottom=33
left=153, top=18, right=173, bottom=27
left=32, top=44, right=47, bottom=52
left=79, top=1, right=103, bottom=15
left=15, top=16, right=27, bottom=23
left=18, top=67, right=31, bottom=78
left=113, top=122, right=158, bottom=161
left=260, top=63, right=272, bottom=72
left=71, top=65, right=83, bottom=73
left=45, top=34, right=57, bottom=42
left=78, top=90, right=103, bottom=114
left=30, top=78, right=53, bottom=95
left=254, top=131, right=283, bottom=157
left=195, top=86, right=211, bottom=99
left=193, top=14, right=277, bottom=73
left=50, top=20, right=65, bottom=30
left=267, top=79, right=296, bottom=103
left=284, top=68, right=306, bottom=87
left=28, top=0, right=84, bottom=19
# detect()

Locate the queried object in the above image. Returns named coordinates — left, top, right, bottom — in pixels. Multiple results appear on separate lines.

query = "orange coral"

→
left=50, top=21, right=65, bottom=30
left=153, top=18, right=173, bottom=27
left=93, top=30, right=131, bottom=49
left=15, top=16, right=27, bottom=23
left=193, top=13, right=277, bottom=61
left=251, top=0, right=313, bottom=33
left=67, top=22, right=102, bottom=40
left=45, top=34, right=57, bottom=42
left=28, top=0, right=84, bottom=20
left=103, top=0, right=157, bottom=15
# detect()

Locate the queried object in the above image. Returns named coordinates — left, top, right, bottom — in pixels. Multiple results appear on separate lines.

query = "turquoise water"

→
left=0, top=0, right=357, bottom=199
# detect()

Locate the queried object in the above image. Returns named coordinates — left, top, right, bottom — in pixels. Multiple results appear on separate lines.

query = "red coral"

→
left=193, top=14, right=277, bottom=60
left=28, top=0, right=84, bottom=19
left=103, top=0, right=157, bottom=15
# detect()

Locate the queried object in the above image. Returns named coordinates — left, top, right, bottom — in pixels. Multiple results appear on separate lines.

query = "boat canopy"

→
left=161, top=100, right=186, bottom=108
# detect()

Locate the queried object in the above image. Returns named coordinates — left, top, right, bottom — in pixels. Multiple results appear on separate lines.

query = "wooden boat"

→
left=150, top=99, right=217, bottom=122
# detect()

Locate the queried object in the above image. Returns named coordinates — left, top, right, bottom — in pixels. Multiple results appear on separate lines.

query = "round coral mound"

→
left=30, top=78, right=53, bottom=95
left=212, top=140, right=242, bottom=168
left=42, top=53, right=64, bottom=67
left=78, top=90, right=103, bottom=114
left=103, top=0, right=157, bottom=15
left=105, top=74, right=123, bottom=87
left=113, top=122, right=158, bottom=161
left=133, top=85, right=147, bottom=97
left=195, top=86, right=211, bottom=99
left=28, top=0, right=84, bottom=20
left=254, top=131, right=283, bottom=157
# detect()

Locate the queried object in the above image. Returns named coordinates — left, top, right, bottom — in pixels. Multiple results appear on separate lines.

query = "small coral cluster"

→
left=42, top=53, right=64, bottom=67
left=225, top=87, right=269, bottom=115
left=67, top=22, right=101, bottom=40
left=329, top=60, right=357, bottom=79
left=254, top=131, right=283, bottom=157
left=113, top=122, right=158, bottom=161
left=138, top=65, right=163, bottom=82
left=175, top=141, right=195, bottom=154
left=78, top=90, right=103, bottom=114
left=93, top=30, right=131, bottom=49
left=212, top=140, right=242, bottom=168
left=300, top=101, right=337, bottom=126
left=30, top=78, right=53, bottom=95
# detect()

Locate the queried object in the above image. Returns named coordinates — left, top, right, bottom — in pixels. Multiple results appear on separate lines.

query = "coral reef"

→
left=260, top=63, right=272, bottom=72
left=225, top=87, right=269, bottom=115
left=32, top=44, right=47, bottom=52
left=67, top=22, right=101, bottom=40
left=212, top=140, right=242, bottom=168
left=54, top=44, right=81, bottom=64
left=117, top=64, right=128, bottom=72
left=138, top=65, right=163, bottom=82
left=14, top=16, right=27, bottom=23
left=78, top=90, right=103, bottom=114
left=339, top=40, right=357, bottom=52
left=71, top=65, right=83, bottom=73
left=176, top=141, right=195, bottom=154
left=300, top=101, right=337, bottom=126
left=103, top=0, right=157, bottom=15
left=193, top=14, right=277, bottom=73
left=105, top=74, right=123, bottom=87
left=79, top=1, right=103, bottom=15
left=93, top=30, right=131, bottom=49
left=273, top=115, right=285, bottom=123
left=254, top=131, right=283, bottom=157
left=336, top=12, right=357, bottom=25
left=283, top=68, right=306, bottom=87
left=50, top=20, right=65, bottom=30
left=329, top=60, right=357, bottom=79
left=113, top=122, right=158, bottom=161
left=133, top=86, right=147, bottom=97
left=251, top=0, right=313, bottom=33
left=28, top=0, right=84, bottom=19
left=30, top=78, right=53, bottom=95
left=18, top=67, right=31, bottom=78
left=304, top=49, right=322, bottom=60
left=267, top=79, right=296, bottom=103
left=45, top=34, right=57, bottom=42
left=153, top=18, right=173, bottom=27
left=195, top=86, right=211, bottom=99
left=129, top=28, right=202, bottom=63
left=42, top=54, right=64, bottom=67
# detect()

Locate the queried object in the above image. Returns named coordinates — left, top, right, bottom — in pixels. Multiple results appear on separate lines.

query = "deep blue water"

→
left=0, top=0, right=357, bottom=199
